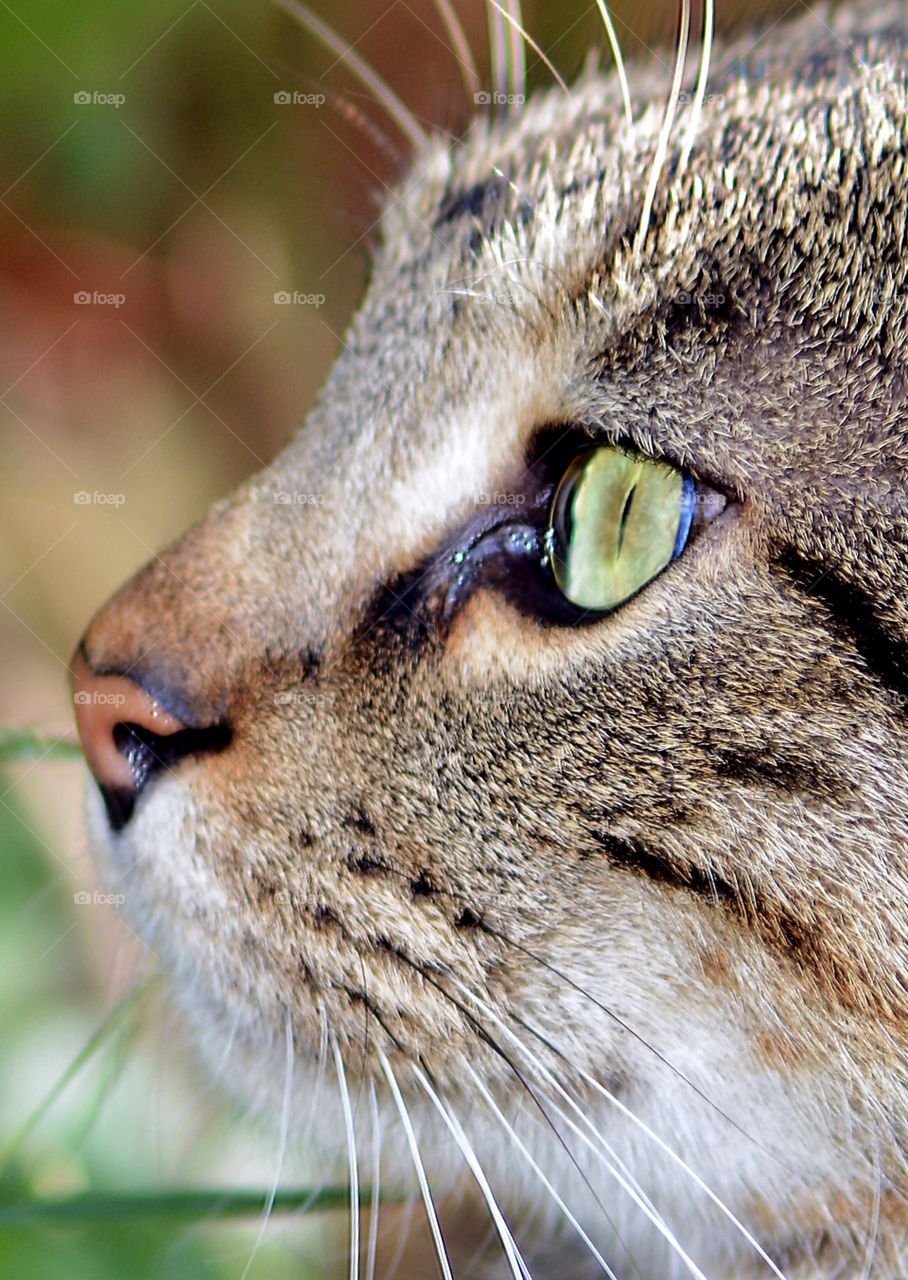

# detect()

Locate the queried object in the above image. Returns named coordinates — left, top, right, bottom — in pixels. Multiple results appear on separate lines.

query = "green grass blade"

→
left=0, top=982, right=154, bottom=1177
left=0, top=1185, right=379, bottom=1225
left=0, top=729, right=83, bottom=764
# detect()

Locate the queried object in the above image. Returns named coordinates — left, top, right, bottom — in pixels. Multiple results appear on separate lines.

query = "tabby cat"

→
left=71, top=0, right=908, bottom=1275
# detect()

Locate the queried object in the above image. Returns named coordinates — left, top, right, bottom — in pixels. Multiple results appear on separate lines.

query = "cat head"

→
left=72, top=2, right=908, bottom=1273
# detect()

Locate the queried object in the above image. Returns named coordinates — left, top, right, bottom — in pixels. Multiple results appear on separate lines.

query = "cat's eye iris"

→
left=547, top=446, right=695, bottom=611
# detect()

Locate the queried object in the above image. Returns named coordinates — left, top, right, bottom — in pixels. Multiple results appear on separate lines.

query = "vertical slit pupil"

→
left=616, top=481, right=637, bottom=555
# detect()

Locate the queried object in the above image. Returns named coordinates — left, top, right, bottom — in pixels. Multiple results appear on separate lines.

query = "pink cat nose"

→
left=71, top=651, right=231, bottom=831
left=72, top=651, right=185, bottom=788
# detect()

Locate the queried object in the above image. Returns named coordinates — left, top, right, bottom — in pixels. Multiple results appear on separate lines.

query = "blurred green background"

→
left=0, top=0, right=777, bottom=1275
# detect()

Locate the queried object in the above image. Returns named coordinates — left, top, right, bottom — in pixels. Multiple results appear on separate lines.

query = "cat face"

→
left=72, top=3, right=908, bottom=1275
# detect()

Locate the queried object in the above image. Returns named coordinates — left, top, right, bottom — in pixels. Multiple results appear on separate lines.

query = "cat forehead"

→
left=373, top=3, right=904, bottom=299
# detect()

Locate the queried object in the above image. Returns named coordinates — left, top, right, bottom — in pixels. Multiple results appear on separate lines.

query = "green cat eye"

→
left=547, top=446, right=694, bottom=611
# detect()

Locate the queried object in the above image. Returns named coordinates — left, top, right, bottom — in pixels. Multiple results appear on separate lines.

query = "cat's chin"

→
left=84, top=778, right=883, bottom=1279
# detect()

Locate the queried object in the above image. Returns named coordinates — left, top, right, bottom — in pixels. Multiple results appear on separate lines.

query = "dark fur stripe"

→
left=595, top=831, right=738, bottom=905
left=776, top=547, right=908, bottom=705
left=595, top=831, right=826, bottom=975
left=713, top=746, right=848, bottom=802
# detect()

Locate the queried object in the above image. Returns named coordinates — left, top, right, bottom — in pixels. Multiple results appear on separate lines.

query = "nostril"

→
left=111, top=720, right=232, bottom=790
left=107, top=720, right=233, bottom=828
left=71, top=650, right=232, bottom=832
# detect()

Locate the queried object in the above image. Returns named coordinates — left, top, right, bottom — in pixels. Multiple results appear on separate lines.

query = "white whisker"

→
left=593, top=0, right=633, bottom=125
left=633, top=0, right=692, bottom=257
left=508, top=1001, right=789, bottom=1280
left=569, top=1060, right=789, bottom=1280
left=211, top=1003, right=243, bottom=1080
left=240, top=1008, right=294, bottom=1280
left=465, top=1062, right=620, bottom=1280
left=452, top=971, right=789, bottom=1280
left=487, top=0, right=507, bottom=101
left=448, top=976, right=711, bottom=1280
left=334, top=1038, right=361, bottom=1280
left=505, top=0, right=526, bottom=99
left=488, top=0, right=569, bottom=96
left=430, top=0, right=481, bottom=99
left=317, top=83, right=407, bottom=167
left=293, top=1001, right=330, bottom=1149
left=379, top=1049, right=454, bottom=1280
left=366, top=1079, right=382, bottom=1280
left=275, top=0, right=428, bottom=151
left=678, top=0, right=715, bottom=175
left=383, top=1191, right=418, bottom=1280
left=413, top=1064, right=532, bottom=1280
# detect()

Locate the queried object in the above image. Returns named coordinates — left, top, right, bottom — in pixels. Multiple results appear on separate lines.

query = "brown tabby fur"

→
left=76, top=1, right=908, bottom=1274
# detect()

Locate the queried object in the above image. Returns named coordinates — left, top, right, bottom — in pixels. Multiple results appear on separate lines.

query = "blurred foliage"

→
left=0, top=729, right=82, bottom=762
left=0, top=777, right=333, bottom=1275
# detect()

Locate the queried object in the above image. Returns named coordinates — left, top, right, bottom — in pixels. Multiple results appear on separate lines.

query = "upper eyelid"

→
left=595, top=433, right=738, bottom=503
left=534, top=425, right=737, bottom=503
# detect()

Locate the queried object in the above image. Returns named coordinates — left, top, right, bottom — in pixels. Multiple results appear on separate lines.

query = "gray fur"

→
left=78, top=2, right=908, bottom=1275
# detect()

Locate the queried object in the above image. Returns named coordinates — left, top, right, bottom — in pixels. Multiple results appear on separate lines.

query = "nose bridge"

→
left=77, top=448, right=363, bottom=719
left=77, top=368, right=491, bottom=724
left=73, top=471, right=342, bottom=831
left=81, top=505, right=274, bottom=724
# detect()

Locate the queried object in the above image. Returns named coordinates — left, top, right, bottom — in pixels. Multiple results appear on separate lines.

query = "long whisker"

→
left=487, top=0, right=507, bottom=101
left=211, top=1004, right=243, bottom=1081
left=296, top=1001, right=330, bottom=1143
left=633, top=0, right=692, bottom=256
left=481, top=921, right=772, bottom=1158
left=353, top=860, right=773, bottom=1162
left=275, top=0, right=429, bottom=151
left=450, top=978, right=709, bottom=1280
left=487, top=0, right=569, bottom=96
left=378, top=1049, right=454, bottom=1280
left=398, top=954, right=643, bottom=1277
left=334, top=1038, right=361, bottom=1280
left=505, top=0, right=526, bottom=99
left=593, top=0, right=633, bottom=125
left=413, top=1064, right=532, bottom=1280
left=459, top=974, right=788, bottom=1280
left=465, top=1063, right=621, bottom=1280
left=366, top=1079, right=382, bottom=1280
left=430, top=0, right=481, bottom=99
left=240, top=1007, right=294, bottom=1280
left=564, top=1053, right=789, bottom=1280
left=678, top=0, right=715, bottom=175
left=317, top=81, right=408, bottom=168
